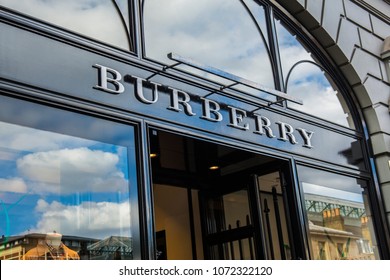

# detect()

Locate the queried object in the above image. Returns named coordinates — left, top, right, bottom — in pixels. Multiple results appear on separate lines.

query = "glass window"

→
left=0, top=0, right=132, bottom=51
left=275, top=19, right=354, bottom=128
left=257, top=172, right=292, bottom=260
left=298, top=166, right=379, bottom=260
left=143, top=0, right=275, bottom=100
left=0, top=95, right=139, bottom=260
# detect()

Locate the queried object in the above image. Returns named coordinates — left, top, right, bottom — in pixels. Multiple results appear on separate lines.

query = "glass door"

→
left=200, top=167, right=295, bottom=260
left=199, top=175, right=264, bottom=260
left=149, top=129, right=301, bottom=260
left=256, top=169, right=294, bottom=260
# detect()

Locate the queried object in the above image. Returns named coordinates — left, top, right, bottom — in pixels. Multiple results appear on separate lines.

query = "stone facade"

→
left=275, top=0, right=390, bottom=236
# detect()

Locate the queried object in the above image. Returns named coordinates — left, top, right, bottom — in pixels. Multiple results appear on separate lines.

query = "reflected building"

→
left=305, top=195, right=375, bottom=260
left=0, top=232, right=98, bottom=260
left=0, top=233, right=133, bottom=260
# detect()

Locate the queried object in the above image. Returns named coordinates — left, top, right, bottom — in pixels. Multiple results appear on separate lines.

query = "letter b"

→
left=93, top=64, right=125, bottom=94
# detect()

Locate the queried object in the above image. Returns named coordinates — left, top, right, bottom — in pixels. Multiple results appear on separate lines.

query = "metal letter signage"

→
left=93, top=64, right=125, bottom=94
left=93, top=65, right=315, bottom=149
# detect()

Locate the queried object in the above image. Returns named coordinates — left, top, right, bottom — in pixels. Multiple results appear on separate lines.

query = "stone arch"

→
left=275, top=0, right=390, bottom=235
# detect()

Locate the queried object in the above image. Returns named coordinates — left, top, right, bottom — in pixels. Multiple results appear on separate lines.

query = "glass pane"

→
left=143, top=0, right=275, bottom=99
left=206, top=189, right=254, bottom=260
left=153, top=185, right=194, bottom=260
left=275, top=19, right=354, bottom=128
left=298, top=166, right=379, bottom=260
left=209, top=237, right=254, bottom=260
left=258, top=172, right=291, bottom=260
left=0, top=95, right=139, bottom=260
left=207, top=190, right=251, bottom=235
left=0, top=0, right=131, bottom=50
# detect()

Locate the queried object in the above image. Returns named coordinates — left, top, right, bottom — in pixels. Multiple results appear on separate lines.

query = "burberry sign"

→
left=93, top=64, right=314, bottom=149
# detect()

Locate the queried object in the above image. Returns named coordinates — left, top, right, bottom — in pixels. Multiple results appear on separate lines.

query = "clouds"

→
left=0, top=120, right=129, bottom=195
left=143, top=0, right=274, bottom=88
left=303, top=182, right=363, bottom=204
left=17, top=147, right=127, bottom=194
left=143, top=0, right=351, bottom=127
left=0, top=113, right=133, bottom=238
left=0, top=0, right=129, bottom=49
left=0, top=121, right=91, bottom=153
left=274, top=20, right=351, bottom=127
left=0, top=178, right=27, bottom=193
left=287, top=77, right=349, bottom=126
left=31, top=199, right=131, bottom=239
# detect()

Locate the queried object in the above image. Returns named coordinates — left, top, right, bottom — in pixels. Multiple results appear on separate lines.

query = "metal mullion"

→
left=132, top=0, right=143, bottom=58
left=264, top=4, right=285, bottom=97
left=140, top=122, right=157, bottom=259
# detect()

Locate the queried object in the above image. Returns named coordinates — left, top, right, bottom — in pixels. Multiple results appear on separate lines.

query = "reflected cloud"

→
left=17, top=147, right=127, bottom=194
left=0, top=178, right=27, bottom=193
left=0, top=122, right=93, bottom=152
left=287, top=79, right=349, bottom=126
left=0, top=121, right=129, bottom=195
left=30, top=199, right=131, bottom=239
left=0, top=0, right=129, bottom=49
left=0, top=98, right=136, bottom=243
left=298, top=166, right=363, bottom=194
left=143, top=0, right=274, bottom=89
left=275, top=19, right=352, bottom=128
left=0, top=120, right=131, bottom=237
left=303, top=182, right=363, bottom=204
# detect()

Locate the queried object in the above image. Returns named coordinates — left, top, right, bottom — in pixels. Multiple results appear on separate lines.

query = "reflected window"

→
left=275, top=19, right=354, bottom=128
left=298, top=166, right=379, bottom=260
left=318, top=241, right=327, bottom=260
left=143, top=0, right=275, bottom=99
left=0, top=95, right=139, bottom=260
left=0, top=0, right=132, bottom=51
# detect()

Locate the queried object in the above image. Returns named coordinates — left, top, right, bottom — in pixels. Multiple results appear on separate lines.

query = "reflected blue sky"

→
left=275, top=19, right=352, bottom=128
left=0, top=121, right=132, bottom=239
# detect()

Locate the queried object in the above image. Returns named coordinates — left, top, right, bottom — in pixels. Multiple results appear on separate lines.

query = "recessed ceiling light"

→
left=209, top=165, right=220, bottom=170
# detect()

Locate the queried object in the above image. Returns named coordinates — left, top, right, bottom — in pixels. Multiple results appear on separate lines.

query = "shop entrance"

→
left=149, top=129, right=298, bottom=260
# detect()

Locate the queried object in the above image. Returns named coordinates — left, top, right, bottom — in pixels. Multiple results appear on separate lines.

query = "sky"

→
left=143, top=0, right=352, bottom=127
left=303, top=182, right=364, bottom=204
left=0, top=121, right=132, bottom=239
left=298, top=165, right=366, bottom=206
left=143, top=0, right=275, bottom=93
left=0, top=0, right=130, bottom=49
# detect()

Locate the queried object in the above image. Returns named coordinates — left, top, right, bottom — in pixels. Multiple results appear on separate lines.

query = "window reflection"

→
left=0, top=0, right=131, bottom=50
left=298, top=166, right=379, bottom=260
left=275, top=19, right=354, bottom=128
left=0, top=96, right=138, bottom=260
left=143, top=0, right=275, bottom=99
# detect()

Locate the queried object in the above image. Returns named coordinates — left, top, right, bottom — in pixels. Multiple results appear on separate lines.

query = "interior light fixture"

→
left=150, top=153, right=158, bottom=158
left=209, top=165, right=220, bottom=170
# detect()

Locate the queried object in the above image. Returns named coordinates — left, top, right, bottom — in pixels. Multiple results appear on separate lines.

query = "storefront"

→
left=0, top=0, right=389, bottom=260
